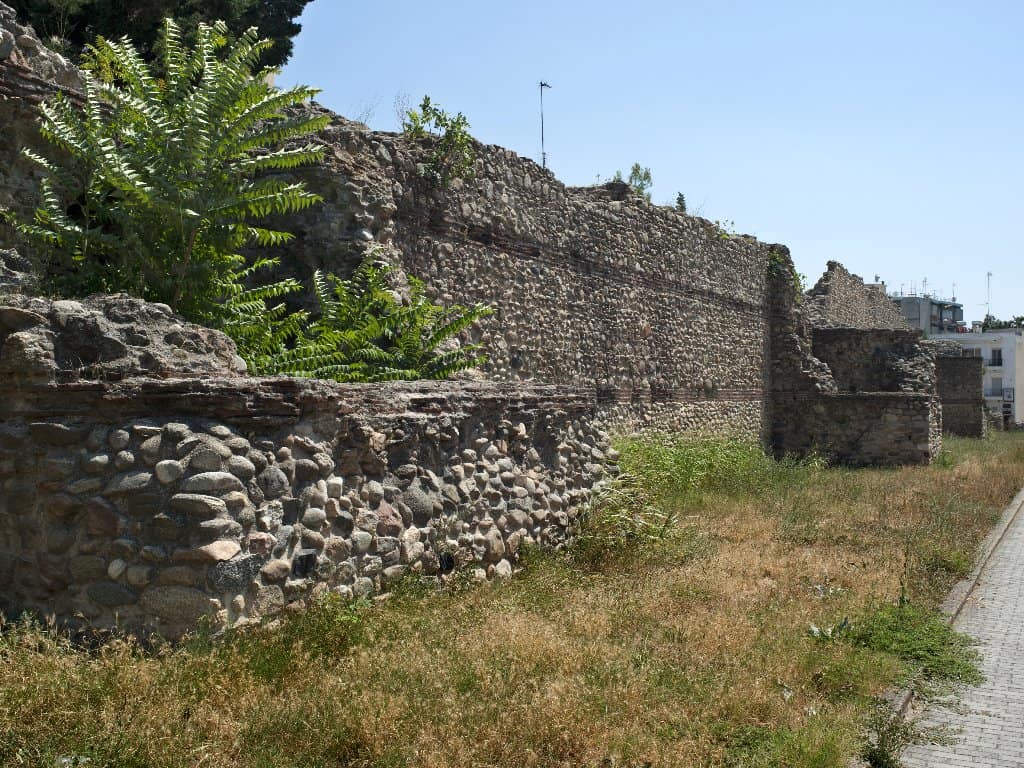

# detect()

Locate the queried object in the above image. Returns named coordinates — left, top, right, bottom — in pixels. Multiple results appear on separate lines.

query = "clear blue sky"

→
left=280, top=1, right=1023, bottom=323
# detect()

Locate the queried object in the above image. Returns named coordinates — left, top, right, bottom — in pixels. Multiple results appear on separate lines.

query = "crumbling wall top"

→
left=0, top=2, right=81, bottom=92
left=805, top=260, right=907, bottom=330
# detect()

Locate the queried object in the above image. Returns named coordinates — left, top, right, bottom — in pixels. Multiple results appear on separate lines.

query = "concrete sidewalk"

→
left=903, top=489, right=1024, bottom=767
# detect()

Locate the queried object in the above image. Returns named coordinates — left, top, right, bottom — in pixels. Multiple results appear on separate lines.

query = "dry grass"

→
left=3, top=433, right=1024, bottom=768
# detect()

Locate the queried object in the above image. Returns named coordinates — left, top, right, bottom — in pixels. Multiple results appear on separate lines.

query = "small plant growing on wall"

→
left=612, top=163, right=653, bottom=202
left=401, top=95, right=476, bottom=188
left=767, top=247, right=806, bottom=298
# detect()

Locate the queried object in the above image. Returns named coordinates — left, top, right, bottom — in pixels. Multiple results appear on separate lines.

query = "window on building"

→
left=991, top=376, right=1003, bottom=397
left=991, top=349, right=1003, bottom=366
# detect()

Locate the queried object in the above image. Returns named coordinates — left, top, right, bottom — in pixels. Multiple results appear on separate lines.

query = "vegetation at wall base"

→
left=2, top=433, right=1020, bottom=768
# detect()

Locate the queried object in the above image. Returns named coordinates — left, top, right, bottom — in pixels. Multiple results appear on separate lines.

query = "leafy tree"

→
left=982, top=315, right=1024, bottom=331
left=253, top=254, right=493, bottom=382
left=5, top=18, right=328, bottom=326
left=612, top=163, right=653, bottom=202
left=401, top=95, right=476, bottom=188
left=675, top=192, right=687, bottom=213
left=8, top=0, right=313, bottom=67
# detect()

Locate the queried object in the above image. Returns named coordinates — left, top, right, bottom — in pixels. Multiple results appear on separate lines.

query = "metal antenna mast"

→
left=987, top=271, right=993, bottom=318
left=539, top=81, right=551, bottom=168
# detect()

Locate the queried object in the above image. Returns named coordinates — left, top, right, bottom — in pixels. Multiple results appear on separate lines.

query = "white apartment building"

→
left=934, top=329, right=1024, bottom=425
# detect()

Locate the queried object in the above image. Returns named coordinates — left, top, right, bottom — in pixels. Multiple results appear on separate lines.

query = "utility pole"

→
left=539, top=81, right=551, bottom=169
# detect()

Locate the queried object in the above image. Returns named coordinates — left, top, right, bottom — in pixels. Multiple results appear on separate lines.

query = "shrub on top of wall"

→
left=5, top=18, right=327, bottom=323
left=401, top=95, right=476, bottom=188
left=3, top=19, right=491, bottom=382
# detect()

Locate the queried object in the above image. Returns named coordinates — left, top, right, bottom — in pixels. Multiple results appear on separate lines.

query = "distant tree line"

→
left=982, top=314, right=1024, bottom=331
left=8, top=0, right=313, bottom=67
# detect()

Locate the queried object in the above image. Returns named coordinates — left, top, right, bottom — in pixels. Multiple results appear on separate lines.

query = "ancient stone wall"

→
left=767, top=256, right=941, bottom=465
left=0, top=11, right=947, bottom=474
left=0, top=295, right=616, bottom=636
left=277, top=111, right=773, bottom=435
left=811, top=329, right=936, bottom=394
left=804, top=261, right=907, bottom=330
left=925, top=338, right=987, bottom=438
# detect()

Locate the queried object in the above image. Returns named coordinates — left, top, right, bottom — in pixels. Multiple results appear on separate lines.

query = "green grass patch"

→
left=848, top=603, right=982, bottom=687
left=713, top=721, right=850, bottom=768
left=3, top=433, right=1023, bottom=768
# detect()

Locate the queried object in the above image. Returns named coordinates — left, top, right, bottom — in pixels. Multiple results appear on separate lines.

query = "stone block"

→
left=139, top=586, right=213, bottom=624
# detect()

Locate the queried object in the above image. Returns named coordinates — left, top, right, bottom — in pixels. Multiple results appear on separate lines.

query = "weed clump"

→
left=848, top=603, right=982, bottom=687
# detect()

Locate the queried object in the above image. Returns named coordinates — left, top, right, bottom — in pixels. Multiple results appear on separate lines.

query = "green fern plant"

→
left=256, top=254, right=493, bottom=382
left=217, top=256, right=307, bottom=369
left=4, top=17, right=328, bottom=326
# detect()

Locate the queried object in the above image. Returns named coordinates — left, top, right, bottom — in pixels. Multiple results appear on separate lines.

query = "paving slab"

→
left=903, top=488, right=1024, bottom=767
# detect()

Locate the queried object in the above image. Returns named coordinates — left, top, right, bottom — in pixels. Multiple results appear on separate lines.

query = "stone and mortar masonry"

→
left=0, top=7, right=957, bottom=637
left=274, top=110, right=773, bottom=437
left=0, top=295, right=617, bottom=636
left=0, top=3, right=81, bottom=258
left=924, top=340, right=988, bottom=439
left=0, top=18, right=948, bottom=465
left=811, top=329, right=937, bottom=395
left=274, top=111, right=949, bottom=462
left=804, top=260, right=908, bottom=330
left=767, top=253, right=942, bottom=465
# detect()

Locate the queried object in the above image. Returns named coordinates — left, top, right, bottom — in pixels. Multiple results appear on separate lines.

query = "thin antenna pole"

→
left=987, top=271, right=993, bottom=318
left=539, top=81, right=551, bottom=168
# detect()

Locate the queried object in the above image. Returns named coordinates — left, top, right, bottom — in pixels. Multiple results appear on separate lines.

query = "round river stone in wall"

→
left=169, top=494, right=228, bottom=518
left=155, top=460, right=184, bottom=484
left=189, top=448, right=225, bottom=472
left=257, top=466, right=290, bottom=500
left=208, top=554, right=263, bottom=594
left=401, top=486, right=435, bottom=524
left=180, top=472, right=244, bottom=494
left=87, top=581, right=138, bottom=607
left=227, top=455, right=256, bottom=482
